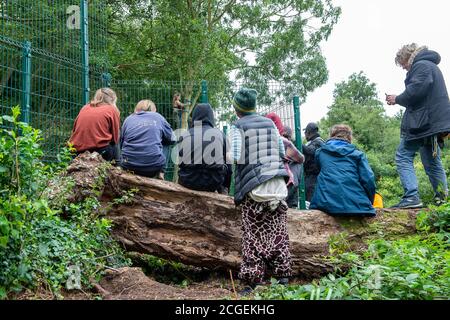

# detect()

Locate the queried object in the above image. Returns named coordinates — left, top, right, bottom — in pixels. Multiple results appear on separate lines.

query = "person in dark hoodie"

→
left=120, top=100, right=175, bottom=179
left=177, top=103, right=232, bottom=194
left=302, top=122, right=325, bottom=202
left=386, top=44, right=450, bottom=208
left=310, top=124, right=376, bottom=217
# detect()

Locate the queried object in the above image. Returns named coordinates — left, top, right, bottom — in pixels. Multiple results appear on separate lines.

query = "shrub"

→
left=0, top=107, right=129, bottom=299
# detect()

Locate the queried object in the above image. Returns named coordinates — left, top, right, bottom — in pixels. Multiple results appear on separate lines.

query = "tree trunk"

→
left=52, top=153, right=418, bottom=279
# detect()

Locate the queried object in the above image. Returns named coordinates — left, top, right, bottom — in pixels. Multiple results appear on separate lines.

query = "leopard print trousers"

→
left=238, top=196, right=292, bottom=284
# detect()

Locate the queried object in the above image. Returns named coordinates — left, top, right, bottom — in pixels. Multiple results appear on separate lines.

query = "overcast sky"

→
left=300, top=0, right=450, bottom=128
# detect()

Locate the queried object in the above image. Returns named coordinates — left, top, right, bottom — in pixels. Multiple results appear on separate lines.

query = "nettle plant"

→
left=0, top=107, right=129, bottom=299
left=0, top=106, right=44, bottom=197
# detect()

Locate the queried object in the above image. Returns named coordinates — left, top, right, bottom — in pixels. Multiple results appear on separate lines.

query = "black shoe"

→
left=218, top=187, right=229, bottom=195
left=390, top=197, right=423, bottom=209
left=434, top=193, right=448, bottom=206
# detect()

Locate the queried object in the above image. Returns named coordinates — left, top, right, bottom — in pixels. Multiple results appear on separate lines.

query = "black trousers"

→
left=121, top=164, right=164, bottom=179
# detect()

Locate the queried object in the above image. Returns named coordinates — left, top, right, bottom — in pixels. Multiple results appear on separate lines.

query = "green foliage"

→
left=0, top=108, right=129, bottom=299
left=417, top=203, right=450, bottom=240
left=255, top=208, right=450, bottom=300
left=0, top=106, right=45, bottom=197
left=107, top=0, right=341, bottom=99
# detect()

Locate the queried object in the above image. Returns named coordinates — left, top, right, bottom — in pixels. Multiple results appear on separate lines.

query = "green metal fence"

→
left=0, top=0, right=107, bottom=159
left=0, top=0, right=306, bottom=207
left=0, top=0, right=107, bottom=64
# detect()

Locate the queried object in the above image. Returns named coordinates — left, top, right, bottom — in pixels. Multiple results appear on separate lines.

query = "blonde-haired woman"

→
left=120, top=99, right=174, bottom=178
left=69, top=88, right=120, bottom=161
left=310, top=124, right=376, bottom=216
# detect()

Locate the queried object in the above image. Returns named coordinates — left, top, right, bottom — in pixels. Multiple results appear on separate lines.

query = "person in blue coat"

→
left=310, top=124, right=376, bottom=216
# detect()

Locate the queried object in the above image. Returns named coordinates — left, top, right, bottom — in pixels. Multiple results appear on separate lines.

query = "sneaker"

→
left=434, top=192, right=448, bottom=206
left=390, top=197, right=423, bottom=209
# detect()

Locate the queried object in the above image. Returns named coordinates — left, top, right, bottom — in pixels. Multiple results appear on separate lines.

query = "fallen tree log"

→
left=51, top=153, right=418, bottom=279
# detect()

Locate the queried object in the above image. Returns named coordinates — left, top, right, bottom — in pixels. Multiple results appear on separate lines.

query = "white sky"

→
left=300, top=0, right=450, bottom=128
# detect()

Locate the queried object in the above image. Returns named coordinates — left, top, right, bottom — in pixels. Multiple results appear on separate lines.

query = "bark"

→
left=54, top=153, right=418, bottom=279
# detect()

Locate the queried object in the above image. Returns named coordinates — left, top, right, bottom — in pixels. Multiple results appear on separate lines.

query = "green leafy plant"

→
left=0, top=107, right=129, bottom=299
left=255, top=201, right=450, bottom=300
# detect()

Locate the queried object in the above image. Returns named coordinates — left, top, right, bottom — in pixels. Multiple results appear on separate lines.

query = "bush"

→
left=254, top=201, right=450, bottom=300
left=0, top=107, right=129, bottom=299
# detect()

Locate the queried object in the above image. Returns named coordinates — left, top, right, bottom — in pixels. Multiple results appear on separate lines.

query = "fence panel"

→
left=0, top=0, right=107, bottom=64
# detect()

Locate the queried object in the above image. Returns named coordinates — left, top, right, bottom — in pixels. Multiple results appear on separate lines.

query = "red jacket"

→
left=69, top=104, right=120, bottom=152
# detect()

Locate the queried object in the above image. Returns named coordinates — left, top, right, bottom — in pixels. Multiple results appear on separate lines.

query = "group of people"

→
left=68, top=43, right=449, bottom=294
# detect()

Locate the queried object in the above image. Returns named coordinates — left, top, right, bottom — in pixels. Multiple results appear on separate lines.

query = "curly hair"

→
left=395, top=43, right=427, bottom=68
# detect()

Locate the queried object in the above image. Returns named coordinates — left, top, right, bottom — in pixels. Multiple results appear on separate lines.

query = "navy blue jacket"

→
left=396, top=49, right=450, bottom=140
left=310, top=139, right=376, bottom=216
left=120, top=111, right=174, bottom=169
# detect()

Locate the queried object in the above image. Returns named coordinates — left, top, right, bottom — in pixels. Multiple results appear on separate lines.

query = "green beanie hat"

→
left=233, top=88, right=257, bottom=113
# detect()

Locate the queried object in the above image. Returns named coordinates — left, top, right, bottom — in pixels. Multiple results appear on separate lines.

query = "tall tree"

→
left=320, top=72, right=401, bottom=178
left=107, top=0, right=341, bottom=126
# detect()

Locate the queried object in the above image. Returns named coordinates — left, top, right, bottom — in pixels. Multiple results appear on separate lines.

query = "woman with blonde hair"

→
left=69, top=88, right=120, bottom=161
left=120, top=99, right=174, bottom=178
left=310, top=124, right=376, bottom=216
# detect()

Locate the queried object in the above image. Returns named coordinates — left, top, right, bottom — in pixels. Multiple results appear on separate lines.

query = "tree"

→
left=107, top=0, right=341, bottom=127
left=321, top=72, right=394, bottom=151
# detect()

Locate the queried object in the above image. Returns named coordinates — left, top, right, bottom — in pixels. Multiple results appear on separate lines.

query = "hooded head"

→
left=233, top=88, right=257, bottom=115
left=191, top=103, right=215, bottom=128
left=265, top=112, right=284, bottom=135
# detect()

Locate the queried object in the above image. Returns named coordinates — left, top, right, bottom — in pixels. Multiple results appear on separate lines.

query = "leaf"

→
left=406, top=274, right=419, bottom=282
left=2, top=115, right=14, bottom=123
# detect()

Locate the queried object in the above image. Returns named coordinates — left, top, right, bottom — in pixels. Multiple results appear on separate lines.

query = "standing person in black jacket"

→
left=302, top=122, right=325, bottom=202
left=386, top=43, right=450, bottom=208
left=177, top=103, right=231, bottom=194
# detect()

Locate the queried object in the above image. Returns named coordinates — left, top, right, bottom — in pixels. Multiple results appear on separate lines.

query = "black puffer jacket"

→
left=395, top=49, right=450, bottom=140
left=178, top=104, right=229, bottom=191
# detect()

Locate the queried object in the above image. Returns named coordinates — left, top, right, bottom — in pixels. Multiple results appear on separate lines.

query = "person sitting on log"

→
left=310, top=124, right=376, bottom=216
left=120, top=99, right=175, bottom=179
left=69, top=88, right=121, bottom=162
left=229, top=88, right=292, bottom=294
left=177, top=103, right=232, bottom=194
left=265, top=113, right=305, bottom=209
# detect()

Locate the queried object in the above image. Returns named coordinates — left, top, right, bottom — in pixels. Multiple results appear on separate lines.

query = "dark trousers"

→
left=286, top=184, right=299, bottom=208
left=121, top=164, right=164, bottom=179
left=305, top=174, right=318, bottom=202
left=179, top=164, right=232, bottom=193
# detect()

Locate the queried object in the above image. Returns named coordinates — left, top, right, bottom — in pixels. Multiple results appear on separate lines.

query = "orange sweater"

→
left=69, top=104, right=120, bottom=152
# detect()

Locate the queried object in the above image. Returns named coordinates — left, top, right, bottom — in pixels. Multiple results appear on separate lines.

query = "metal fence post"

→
left=21, top=41, right=32, bottom=124
left=293, top=96, right=306, bottom=210
left=81, top=0, right=90, bottom=104
left=200, top=80, right=208, bottom=103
